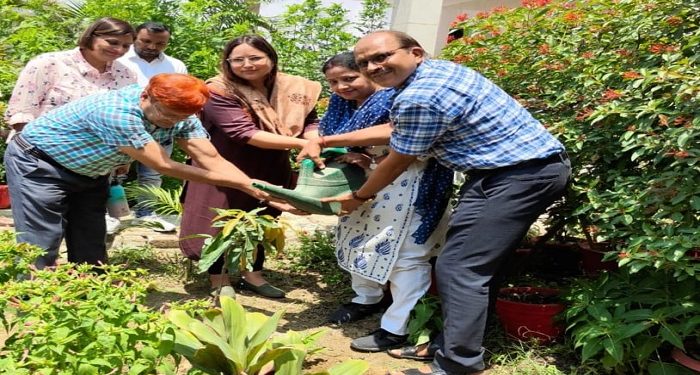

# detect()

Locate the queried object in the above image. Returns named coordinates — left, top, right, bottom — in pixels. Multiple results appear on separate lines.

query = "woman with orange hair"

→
left=179, top=35, right=321, bottom=298
left=5, top=73, right=274, bottom=270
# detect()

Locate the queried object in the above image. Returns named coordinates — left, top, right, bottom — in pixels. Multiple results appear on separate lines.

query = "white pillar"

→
left=390, top=0, right=446, bottom=55
left=390, top=0, right=522, bottom=55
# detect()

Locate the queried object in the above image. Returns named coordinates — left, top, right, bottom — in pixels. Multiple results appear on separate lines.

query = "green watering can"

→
left=252, top=148, right=366, bottom=215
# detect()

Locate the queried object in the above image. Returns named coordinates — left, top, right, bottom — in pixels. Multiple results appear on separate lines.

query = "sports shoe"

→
left=327, top=301, right=384, bottom=324
left=105, top=214, right=121, bottom=235
left=137, top=214, right=177, bottom=232
left=350, top=328, right=408, bottom=352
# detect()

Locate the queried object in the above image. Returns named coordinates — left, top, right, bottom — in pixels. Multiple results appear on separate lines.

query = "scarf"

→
left=207, top=72, right=321, bottom=137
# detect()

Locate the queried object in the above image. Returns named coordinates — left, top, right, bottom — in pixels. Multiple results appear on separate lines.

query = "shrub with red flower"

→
left=441, top=1, right=699, bottom=370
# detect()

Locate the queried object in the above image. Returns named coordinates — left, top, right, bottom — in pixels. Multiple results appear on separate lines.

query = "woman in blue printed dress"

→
left=317, top=52, right=453, bottom=352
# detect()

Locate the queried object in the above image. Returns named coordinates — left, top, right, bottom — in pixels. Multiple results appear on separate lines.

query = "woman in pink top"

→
left=4, top=17, right=136, bottom=132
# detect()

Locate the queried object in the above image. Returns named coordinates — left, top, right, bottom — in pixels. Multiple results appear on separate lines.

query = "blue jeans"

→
left=135, top=143, right=173, bottom=217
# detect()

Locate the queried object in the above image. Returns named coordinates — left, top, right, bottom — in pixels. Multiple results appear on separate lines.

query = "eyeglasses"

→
left=226, top=55, right=268, bottom=66
left=356, top=47, right=406, bottom=70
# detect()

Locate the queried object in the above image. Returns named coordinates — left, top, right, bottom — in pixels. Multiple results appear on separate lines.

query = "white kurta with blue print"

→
left=335, top=157, right=446, bottom=284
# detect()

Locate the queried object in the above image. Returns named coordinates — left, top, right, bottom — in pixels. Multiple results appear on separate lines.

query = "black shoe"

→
left=350, top=328, right=408, bottom=352
left=327, top=302, right=384, bottom=324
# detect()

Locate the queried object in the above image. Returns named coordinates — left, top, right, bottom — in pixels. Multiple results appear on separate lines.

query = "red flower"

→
left=616, top=49, right=632, bottom=57
left=666, top=16, right=682, bottom=26
left=601, top=89, right=622, bottom=101
left=649, top=44, right=677, bottom=54
left=563, top=11, right=581, bottom=22
left=497, top=69, right=507, bottom=77
left=575, top=107, right=594, bottom=121
left=538, top=44, right=550, bottom=54
left=455, top=12, right=467, bottom=22
left=521, top=0, right=552, bottom=8
left=476, top=11, right=490, bottom=19
left=500, top=45, right=510, bottom=51
left=453, top=54, right=473, bottom=63
left=581, top=51, right=594, bottom=59
left=622, top=71, right=642, bottom=79
left=673, top=116, right=689, bottom=127
left=446, top=35, right=456, bottom=43
left=492, top=6, right=509, bottom=13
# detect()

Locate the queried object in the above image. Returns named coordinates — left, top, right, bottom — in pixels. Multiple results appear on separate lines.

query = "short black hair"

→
left=135, top=21, right=170, bottom=34
left=321, top=51, right=358, bottom=73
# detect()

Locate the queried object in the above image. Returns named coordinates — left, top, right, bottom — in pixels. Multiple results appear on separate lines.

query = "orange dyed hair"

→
left=146, top=73, right=210, bottom=113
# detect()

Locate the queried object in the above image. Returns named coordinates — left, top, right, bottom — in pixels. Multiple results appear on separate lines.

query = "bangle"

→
left=319, top=136, right=327, bottom=148
left=351, top=190, right=376, bottom=202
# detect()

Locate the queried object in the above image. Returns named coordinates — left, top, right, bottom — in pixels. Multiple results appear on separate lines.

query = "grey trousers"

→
left=5, top=140, right=110, bottom=269
left=434, top=154, right=571, bottom=374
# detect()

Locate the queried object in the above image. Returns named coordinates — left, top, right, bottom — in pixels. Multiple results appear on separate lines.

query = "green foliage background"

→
left=0, top=0, right=391, bottom=124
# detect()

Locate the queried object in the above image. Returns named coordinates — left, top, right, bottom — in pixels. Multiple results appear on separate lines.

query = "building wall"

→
left=391, top=0, right=522, bottom=55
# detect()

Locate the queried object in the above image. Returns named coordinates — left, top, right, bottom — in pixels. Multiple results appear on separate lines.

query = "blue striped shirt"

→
left=22, top=84, right=208, bottom=177
left=389, top=59, right=564, bottom=172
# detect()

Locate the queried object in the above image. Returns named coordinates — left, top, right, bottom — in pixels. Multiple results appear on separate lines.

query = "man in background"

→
left=118, top=21, right=187, bottom=231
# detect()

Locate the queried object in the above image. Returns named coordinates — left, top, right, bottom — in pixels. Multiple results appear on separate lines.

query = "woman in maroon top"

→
left=179, top=35, right=321, bottom=298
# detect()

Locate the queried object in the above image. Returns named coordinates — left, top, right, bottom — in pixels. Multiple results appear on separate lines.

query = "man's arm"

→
left=118, top=139, right=263, bottom=199
left=322, top=150, right=417, bottom=215
left=297, top=123, right=393, bottom=168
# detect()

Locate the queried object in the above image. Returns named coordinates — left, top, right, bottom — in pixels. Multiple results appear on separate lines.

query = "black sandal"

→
left=387, top=342, right=437, bottom=361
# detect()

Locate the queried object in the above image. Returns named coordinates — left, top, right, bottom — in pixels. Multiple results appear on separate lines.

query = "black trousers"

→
left=434, top=154, right=571, bottom=374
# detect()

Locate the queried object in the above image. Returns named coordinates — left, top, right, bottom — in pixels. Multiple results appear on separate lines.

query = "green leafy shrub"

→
left=0, top=263, right=176, bottom=374
left=196, top=208, right=286, bottom=275
left=168, top=295, right=369, bottom=375
left=286, top=230, right=346, bottom=285
left=441, top=0, right=699, bottom=277
left=441, top=0, right=699, bottom=369
left=406, top=295, right=443, bottom=346
left=565, top=270, right=700, bottom=373
left=0, top=230, right=44, bottom=283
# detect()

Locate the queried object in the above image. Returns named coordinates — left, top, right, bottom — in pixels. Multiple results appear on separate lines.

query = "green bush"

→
left=442, top=0, right=699, bottom=277
left=565, top=270, right=699, bottom=373
left=0, top=230, right=44, bottom=283
left=441, top=0, right=699, bottom=370
left=0, top=264, right=176, bottom=374
left=286, top=230, right=346, bottom=285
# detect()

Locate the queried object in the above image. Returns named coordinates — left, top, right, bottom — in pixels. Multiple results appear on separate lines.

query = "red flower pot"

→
left=496, top=287, right=564, bottom=344
left=671, top=347, right=700, bottom=372
left=0, top=185, right=10, bottom=209
left=578, top=241, right=618, bottom=276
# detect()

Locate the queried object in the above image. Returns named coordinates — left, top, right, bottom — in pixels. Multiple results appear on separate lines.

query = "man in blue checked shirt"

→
left=4, top=73, right=281, bottom=270
left=299, top=31, right=571, bottom=375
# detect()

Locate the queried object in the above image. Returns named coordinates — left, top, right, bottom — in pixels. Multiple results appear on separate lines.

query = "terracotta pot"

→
left=578, top=241, right=618, bottom=276
left=0, top=185, right=10, bottom=209
left=496, top=287, right=564, bottom=344
left=671, top=347, right=700, bottom=372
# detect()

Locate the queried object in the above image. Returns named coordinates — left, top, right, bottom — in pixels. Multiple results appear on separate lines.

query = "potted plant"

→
left=495, top=286, right=565, bottom=344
